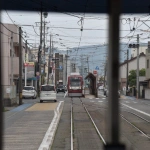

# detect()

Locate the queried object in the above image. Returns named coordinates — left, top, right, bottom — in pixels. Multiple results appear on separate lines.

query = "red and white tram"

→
left=67, top=73, right=83, bottom=97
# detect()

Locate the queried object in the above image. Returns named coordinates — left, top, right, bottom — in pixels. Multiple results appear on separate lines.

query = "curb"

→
left=38, top=101, right=64, bottom=150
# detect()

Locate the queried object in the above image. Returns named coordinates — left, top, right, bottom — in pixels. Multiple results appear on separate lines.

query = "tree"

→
left=139, top=68, right=146, bottom=76
left=128, top=70, right=136, bottom=87
left=128, top=68, right=146, bottom=87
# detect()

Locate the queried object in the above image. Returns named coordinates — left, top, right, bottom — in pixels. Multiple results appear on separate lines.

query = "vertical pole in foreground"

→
left=137, top=34, right=139, bottom=99
left=0, top=13, right=4, bottom=149
left=105, top=0, right=125, bottom=149
left=19, top=27, right=22, bottom=105
left=126, top=49, right=129, bottom=96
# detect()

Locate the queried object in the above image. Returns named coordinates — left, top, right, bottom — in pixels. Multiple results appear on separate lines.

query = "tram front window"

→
left=70, top=78, right=81, bottom=87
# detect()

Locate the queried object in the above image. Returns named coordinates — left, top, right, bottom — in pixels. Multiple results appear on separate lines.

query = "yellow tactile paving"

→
left=26, top=103, right=58, bottom=111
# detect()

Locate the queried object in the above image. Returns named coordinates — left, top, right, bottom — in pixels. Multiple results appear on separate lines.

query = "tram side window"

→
left=70, top=78, right=81, bottom=86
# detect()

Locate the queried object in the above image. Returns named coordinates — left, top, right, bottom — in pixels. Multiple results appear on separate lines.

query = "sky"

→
left=1, top=11, right=150, bottom=74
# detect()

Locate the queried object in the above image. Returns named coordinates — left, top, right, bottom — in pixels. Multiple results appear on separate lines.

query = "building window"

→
left=147, top=59, right=149, bottom=68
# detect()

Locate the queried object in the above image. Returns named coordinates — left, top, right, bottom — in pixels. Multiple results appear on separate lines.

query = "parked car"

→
left=56, top=85, right=65, bottom=93
left=40, top=84, right=57, bottom=103
left=22, top=86, right=37, bottom=99
left=99, top=85, right=104, bottom=90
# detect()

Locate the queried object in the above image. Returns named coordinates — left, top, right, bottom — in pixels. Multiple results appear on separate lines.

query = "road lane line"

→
left=121, top=103, right=150, bottom=117
left=38, top=101, right=64, bottom=150
left=64, top=91, right=68, bottom=98
left=98, top=101, right=103, bottom=102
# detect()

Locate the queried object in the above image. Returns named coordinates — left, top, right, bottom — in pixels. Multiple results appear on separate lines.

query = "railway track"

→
left=70, top=97, right=106, bottom=150
left=81, top=100, right=150, bottom=141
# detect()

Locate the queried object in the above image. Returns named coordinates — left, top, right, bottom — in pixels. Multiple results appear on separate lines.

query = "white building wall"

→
left=119, top=56, right=146, bottom=79
left=1, top=24, right=19, bottom=86
left=131, top=46, right=147, bottom=58
left=146, top=48, right=150, bottom=79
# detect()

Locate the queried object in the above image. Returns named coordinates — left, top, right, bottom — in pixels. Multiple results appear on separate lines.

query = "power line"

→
left=32, top=26, right=40, bottom=36
left=50, top=26, right=131, bottom=31
left=5, top=10, right=19, bottom=28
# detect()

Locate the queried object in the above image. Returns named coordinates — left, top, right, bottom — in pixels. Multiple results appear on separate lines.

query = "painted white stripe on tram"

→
left=121, top=103, right=150, bottom=117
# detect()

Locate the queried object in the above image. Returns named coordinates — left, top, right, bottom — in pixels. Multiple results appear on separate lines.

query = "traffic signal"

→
left=128, top=44, right=139, bottom=48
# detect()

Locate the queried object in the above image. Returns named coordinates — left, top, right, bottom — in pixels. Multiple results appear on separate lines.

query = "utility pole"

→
left=37, top=4, right=43, bottom=95
left=25, top=40, right=27, bottom=86
left=66, top=49, right=68, bottom=85
left=19, top=27, right=22, bottom=105
left=40, top=6, right=43, bottom=85
left=87, top=56, right=89, bottom=73
left=47, top=34, right=51, bottom=84
left=10, top=32, right=14, bottom=86
left=137, top=34, right=139, bottom=99
left=52, top=39, right=54, bottom=84
left=126, top=49, right=129, bottom=96
left=43, top=21, right=46, bottom=75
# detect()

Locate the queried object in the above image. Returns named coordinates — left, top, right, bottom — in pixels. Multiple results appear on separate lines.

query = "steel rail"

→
left=120, top=114, right=150, bottom=139
left=122, top=110, right=150, bottom=123
left=79, top=98, right=106, bottom=145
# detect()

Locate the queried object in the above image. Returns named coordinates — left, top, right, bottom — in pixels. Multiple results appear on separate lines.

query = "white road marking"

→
left=102, top=98, right=106, bottom=99
left=89, top=98, right=93, bottom=99
left=98, top=93, right=106, bottom=98
left=38, top=101, right=63, bottom=150
left=95, top=98, right=99, bottom=99
left=121, top=103, right=150, bottom=117
left=64, top=91, right=68, bottom=98
left=125, top=101, right=130, bottom=103
left=98, top=101, right=103, bottom=102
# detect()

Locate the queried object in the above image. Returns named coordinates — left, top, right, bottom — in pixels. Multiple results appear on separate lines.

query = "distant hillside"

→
left=53, top=43, right=131, bottom=75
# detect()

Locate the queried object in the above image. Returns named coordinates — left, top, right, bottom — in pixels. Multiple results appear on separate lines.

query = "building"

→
left=119, top=52, right=146, bottom=92
left=130, top=43, right=147, bottom=58
left=1, top=24, right=25, bottom=106
left=145, top=42, right=150, bottom=99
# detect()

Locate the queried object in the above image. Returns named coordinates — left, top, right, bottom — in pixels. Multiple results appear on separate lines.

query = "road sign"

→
left=59, top=66, right=63, bottom=70
left=24, top=62, right=34, bottom=67
left=93, top=70, right=97, bottom=74
left=95, top=66, right=99, bottom=70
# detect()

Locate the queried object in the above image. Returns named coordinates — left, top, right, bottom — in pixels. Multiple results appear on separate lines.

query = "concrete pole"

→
left=87, top=56, right=89, bottom=73
left=0, top=15, right=4, bottom=150
left=47, top=34, right=51, bottom=84
left=25, top=40, right=27, bottom=86
left=107, top=0, right=121, bottom=146
left=40, top=6, right=43, bottom=85
left=19, top=27, right=22, bottom=105
left=126, top=49, right=129, bottom=96
left=37, top=4, right=43, bottom=95
left=43, top=20, right=46, bottom=75
left=137, top=34, right=139, bottom=98
left=66, top=49, right=68, bottom=85
left=10, top=32, right=14, bottom=86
